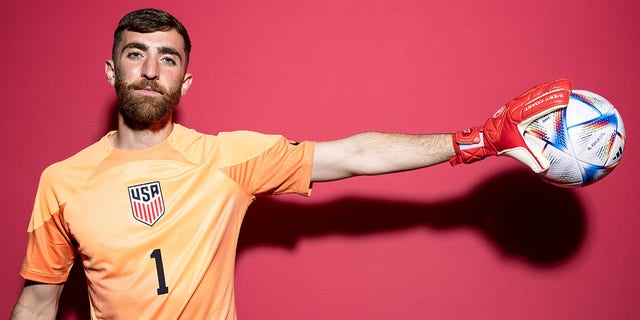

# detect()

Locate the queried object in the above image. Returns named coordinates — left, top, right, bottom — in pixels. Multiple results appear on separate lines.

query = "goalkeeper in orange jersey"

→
left=11, top=8, right=571, bottom=320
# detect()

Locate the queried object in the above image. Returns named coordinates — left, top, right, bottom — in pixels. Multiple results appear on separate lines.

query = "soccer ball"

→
left=524, top=89, right=626, bottom=188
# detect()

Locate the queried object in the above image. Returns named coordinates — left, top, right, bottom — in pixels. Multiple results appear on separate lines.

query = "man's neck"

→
left=110, top=116, right=174, bottom=150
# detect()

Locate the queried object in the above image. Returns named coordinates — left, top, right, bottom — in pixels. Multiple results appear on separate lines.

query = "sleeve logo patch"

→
left=128, top=181, right=166, bottom=226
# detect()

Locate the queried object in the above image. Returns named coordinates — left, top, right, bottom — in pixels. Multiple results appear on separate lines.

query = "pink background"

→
left=2, top=0, right=639, bottom=319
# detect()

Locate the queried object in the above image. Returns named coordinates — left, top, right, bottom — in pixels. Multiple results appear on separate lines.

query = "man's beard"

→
left=115, top=74, right=182, bottom=129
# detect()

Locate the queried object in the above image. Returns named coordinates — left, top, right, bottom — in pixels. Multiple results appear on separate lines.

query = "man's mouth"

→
left=128, top=79, right=165, bottom=95
left=138, top=87, right=161, bottom=94
left=133, top=86, right=163, bottom=96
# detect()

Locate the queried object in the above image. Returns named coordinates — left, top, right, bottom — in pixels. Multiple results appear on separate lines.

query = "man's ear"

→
left=181, top=73, right=193, bottom=96
left=105, top=60, right=116, bottom=86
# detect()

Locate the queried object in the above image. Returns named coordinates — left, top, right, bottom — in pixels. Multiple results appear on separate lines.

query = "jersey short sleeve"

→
left=19, top=138, right=110, bottom=284
left=20, top=170, right=76, bottom=283
left=217, top=131, right=315, bottom=196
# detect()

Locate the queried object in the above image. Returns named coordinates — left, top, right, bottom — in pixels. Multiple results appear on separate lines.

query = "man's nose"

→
left=142, top=58, right=159, bottom=80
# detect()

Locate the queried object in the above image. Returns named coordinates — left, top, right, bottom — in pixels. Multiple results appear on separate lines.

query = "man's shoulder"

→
left=41, top=134, right=111, bottom=182
left=216, top=130, right=284, bottom=158
left=171, top=124, right=285, bottom=165
left=172, top=124, right=280, bottom=142
left=218, top=130, right=282, bottom=145
left=172, top=124, right=283, bottom=152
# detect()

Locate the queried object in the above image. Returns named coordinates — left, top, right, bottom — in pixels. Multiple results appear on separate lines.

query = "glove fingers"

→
left=509, top=79, right=573, bottom=123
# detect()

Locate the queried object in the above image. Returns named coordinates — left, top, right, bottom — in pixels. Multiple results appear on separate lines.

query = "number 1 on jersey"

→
left=150, top=249, right=169, bottom=295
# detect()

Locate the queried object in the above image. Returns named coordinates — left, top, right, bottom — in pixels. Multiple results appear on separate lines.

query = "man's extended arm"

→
left=10, top=281, right=64, bottom=320
left=312, top=79, right=573, bottom=183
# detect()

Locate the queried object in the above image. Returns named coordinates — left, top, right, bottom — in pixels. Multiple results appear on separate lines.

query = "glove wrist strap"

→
left=450, top=127, right=493, bottom=166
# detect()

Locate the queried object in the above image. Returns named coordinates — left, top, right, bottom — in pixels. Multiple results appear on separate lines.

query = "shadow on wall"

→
left=56, top=169, right=586, bottom=319
left=240, top=169, right=585, bottom=265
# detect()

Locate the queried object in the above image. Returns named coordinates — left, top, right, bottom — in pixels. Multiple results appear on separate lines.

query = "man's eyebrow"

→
left=158, top=46, right=183, bottom=62
left=121, top=42, right=148, bottom=53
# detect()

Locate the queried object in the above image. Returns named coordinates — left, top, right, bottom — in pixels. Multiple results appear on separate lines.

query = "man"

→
left=11, top=8, right=571, bottom=320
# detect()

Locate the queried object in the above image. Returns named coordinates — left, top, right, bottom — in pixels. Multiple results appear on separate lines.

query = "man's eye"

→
left=127, top=52, right=143, bottom=59
left=161, top=57, right=177, bottom=65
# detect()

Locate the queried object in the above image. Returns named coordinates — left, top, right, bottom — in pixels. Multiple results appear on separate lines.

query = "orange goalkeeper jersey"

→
left=20, top=124, right=315, bottom=319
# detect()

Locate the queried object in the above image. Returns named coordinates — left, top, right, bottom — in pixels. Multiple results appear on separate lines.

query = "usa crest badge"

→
left=128, top=181, right=166, bottom=226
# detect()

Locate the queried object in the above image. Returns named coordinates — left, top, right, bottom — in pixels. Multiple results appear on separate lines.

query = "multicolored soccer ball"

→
left=524, top=90, right=625, bottom=188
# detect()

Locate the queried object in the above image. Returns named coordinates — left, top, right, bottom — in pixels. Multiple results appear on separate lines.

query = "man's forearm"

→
left=11, top=282, right=63, bottom=320
left=312, top=132, right=454, bottom=182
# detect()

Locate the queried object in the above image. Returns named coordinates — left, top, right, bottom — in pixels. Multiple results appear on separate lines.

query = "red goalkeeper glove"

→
left=450, top=79, right=573, bottom=172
